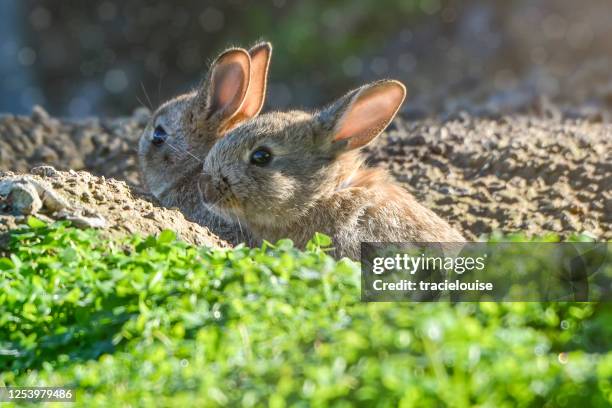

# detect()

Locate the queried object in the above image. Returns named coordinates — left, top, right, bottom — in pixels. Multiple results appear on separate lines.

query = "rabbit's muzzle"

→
left=198, top=173, right=232, bottom=208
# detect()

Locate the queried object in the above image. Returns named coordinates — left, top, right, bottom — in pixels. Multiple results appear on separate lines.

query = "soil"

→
left=0, top=105, right=610, bottom=243
left=367, top=114, right=611, bottom=240
left=0, top=167, right=228, bottom=248
left=0, top=106, right=146, bottom=187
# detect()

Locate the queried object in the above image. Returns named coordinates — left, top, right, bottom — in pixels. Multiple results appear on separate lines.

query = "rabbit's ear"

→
left=199, top=48, right=251, bottom=132
left=318, top=80, right=406, bottom=150
left=240, top=42, right=272, bottom=118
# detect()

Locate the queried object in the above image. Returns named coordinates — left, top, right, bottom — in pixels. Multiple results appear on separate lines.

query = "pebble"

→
left=0, top=180, right=42, bottom=215
left=31, top=105, right=50, bottom=122
left=31, top=165, right=59, bottom=178
left=405, top=135, right=426, bottom=146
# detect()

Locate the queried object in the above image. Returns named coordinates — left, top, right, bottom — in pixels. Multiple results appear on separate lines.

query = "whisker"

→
left=162, top=139, right=185, bottom=157
left=206, top=195, right=226, bottom=209
left=215, top=210, right=221, bottom=237
left=140, top=81, right=154, bottom=110
left=164, top=138, right=204, bottom=163
left=235, top=215, right=246, bottom=244
left=181, top=148, right=205, bottom=164
left=157, top=72, right=163, bottom=105
left=135, top=95, right=149, bottom=110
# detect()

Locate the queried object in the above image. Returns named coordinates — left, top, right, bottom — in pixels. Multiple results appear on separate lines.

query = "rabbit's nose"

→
left=200, top=173, right=212, bottom=185
left=198, top=173, right=219, bottom=204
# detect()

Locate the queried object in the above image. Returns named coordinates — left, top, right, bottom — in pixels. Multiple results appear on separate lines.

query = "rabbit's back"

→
left=318, top=169, right=464, bottom=258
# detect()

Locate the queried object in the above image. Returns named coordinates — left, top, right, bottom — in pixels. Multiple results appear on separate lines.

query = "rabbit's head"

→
left=138, top=43, right=272, bottom=200
left=200, top=80, right=406, bottom=228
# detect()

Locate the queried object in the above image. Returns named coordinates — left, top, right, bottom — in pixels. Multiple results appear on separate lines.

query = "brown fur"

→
left=200, top=80, right=464, bottom=259
left=138, top=43, right=272, bottom=244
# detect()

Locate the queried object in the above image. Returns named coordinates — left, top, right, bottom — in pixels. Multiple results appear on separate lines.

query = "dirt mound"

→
left=366, top=114, right=611, bottom=240
left=0, top=167, right=228, bottom=248
left=0, top=106, right=147, bottom=187
left=0, top=108, right=610, bottom=241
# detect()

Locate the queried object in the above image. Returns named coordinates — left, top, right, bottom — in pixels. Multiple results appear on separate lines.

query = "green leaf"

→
left=64, top=287, right=82, bottom=304
left=0, top=257, right=14, bottom=270
left=22, top=303, right=38, bottom=321
left=27, top=216, right=47, bottom=229
left=158, top=230, right=176, bottom=245
left=307, top=232, right=332, bottom=250
left=9, top=254, right=22, bottom=269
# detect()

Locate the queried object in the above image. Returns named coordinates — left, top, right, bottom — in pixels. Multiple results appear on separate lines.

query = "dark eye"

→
left=152, top=125, right=167, bottom=146
left=250, top=148, right=272, bottom=166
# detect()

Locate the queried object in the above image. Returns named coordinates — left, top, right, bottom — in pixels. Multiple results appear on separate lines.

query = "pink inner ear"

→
left=334, top=83, right=405, bottom=149
left=210, top=62, right=249, bottom=116
left=218, top=65, right=243, bottom=102
left=241, top=43, right=271, bottom=118
left=205, top=49, right=251, bottom=125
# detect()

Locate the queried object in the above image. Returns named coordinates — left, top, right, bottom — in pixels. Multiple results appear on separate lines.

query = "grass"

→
left=0, top=219, right=611, bottom=407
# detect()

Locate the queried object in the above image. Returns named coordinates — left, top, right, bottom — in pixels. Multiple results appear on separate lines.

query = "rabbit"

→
left=138, top=42, right=272, bottom=244
left=198, top=79, right=465, bottom=259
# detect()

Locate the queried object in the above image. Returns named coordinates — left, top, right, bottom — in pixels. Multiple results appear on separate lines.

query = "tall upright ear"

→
left=197, top=48, right=251, bottom=133
left=317, top=80, right=406, bottom=150
left=240, top=42, right=272, bottom=118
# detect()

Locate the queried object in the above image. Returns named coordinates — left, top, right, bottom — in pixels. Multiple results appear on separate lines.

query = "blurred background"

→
left=1, top=0, right=611, bottom=119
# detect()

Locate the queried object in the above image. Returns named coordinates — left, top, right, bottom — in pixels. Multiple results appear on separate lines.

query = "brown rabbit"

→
left=138, top=43, right=272, bottom=243
left=198, top=80, right=464, bottom=259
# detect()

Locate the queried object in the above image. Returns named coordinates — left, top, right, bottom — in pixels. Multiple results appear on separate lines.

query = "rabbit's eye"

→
left=250, top=148, right=272, bottom=166
left=152, top=126, right=167, bottom=146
